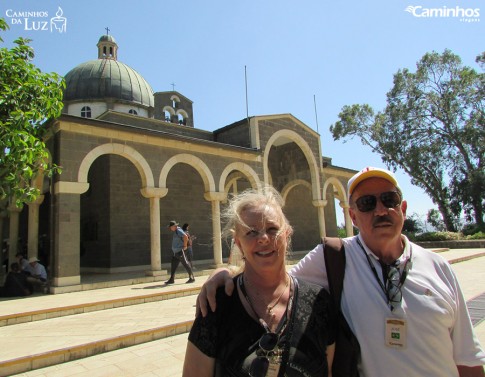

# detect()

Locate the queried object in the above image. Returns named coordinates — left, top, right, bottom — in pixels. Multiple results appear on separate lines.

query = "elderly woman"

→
left=183, top=187, right=335, bottom=376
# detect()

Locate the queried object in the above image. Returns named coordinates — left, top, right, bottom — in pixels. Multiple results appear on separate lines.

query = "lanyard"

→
left=356, top=238, right=411, bottom=311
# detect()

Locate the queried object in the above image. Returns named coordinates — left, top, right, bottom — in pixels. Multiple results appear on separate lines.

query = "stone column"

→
left=341, top=201, right=354, bottom=237
left=313, top=199, right=327, bottom=238
left=27, top=195, right=45, bottom=259
left=140, top=187, right=168, bottom=276
left=8, top=203, right=22, bottom=264
left=52, top=181, right=89, bottom=290
left=204, top=191, right=227, bottom=267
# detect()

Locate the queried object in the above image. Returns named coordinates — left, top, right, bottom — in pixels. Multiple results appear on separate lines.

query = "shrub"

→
left=402, top=231, right=417, bottom=241
left=465, top=232, right=485, bottom=240
left=462, top=223, right=483, bottom=236
left=414, top=231, right=463, bottom=242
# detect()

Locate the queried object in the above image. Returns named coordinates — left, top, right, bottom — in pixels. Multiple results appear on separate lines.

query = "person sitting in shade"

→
left=0, top=262, right=33, bottom=297
left=25, top=257, right=48, bottom=292
left=15, top=253, right=30, bottom=273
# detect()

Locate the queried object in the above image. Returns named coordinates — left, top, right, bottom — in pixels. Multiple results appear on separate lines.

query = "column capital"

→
left=312, top=199, right=327, bottom=207
left=27, top=194, right=45, bottom=206
left=7, top=204, right=23, bottom=213
left=55, top=181, right=89, bottom=194
left=140, top=187, right=168, bottom=198
left=339, top=201, right=350, bottom=209
left=204, top=191, right=226, bottom=202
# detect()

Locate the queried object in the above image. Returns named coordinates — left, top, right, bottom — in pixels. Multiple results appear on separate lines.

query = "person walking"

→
left=182, top=223, right=196, bottom=270
left=166, top=221, right=195, bottom=284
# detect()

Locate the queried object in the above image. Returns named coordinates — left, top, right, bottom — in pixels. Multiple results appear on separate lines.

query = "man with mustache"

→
left=199, top=167, right=485, bottom=376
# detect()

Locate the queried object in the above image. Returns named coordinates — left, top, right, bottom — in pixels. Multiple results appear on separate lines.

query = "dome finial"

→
left=97, top=31, right=117, bottom=60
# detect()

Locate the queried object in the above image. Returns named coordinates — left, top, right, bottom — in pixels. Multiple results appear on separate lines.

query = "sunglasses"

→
left=386, top=264, right=403, bottom=306
left=249, top=332, right=279, bottom=376
left=354, top=191, right=402, bottom=213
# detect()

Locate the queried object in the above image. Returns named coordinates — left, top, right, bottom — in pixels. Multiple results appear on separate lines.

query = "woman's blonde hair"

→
left=222, top=186, right=293, bottom=258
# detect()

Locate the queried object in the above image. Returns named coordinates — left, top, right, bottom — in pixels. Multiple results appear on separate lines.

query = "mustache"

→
left=373, top=216, right=393, bottom=226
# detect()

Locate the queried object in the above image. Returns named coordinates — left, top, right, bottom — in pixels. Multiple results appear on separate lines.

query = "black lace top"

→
left=188, top=276, right=335, bottom=376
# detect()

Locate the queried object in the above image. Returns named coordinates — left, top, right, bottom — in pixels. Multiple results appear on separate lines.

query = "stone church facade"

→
left=2, top=34, right=356, bottom=293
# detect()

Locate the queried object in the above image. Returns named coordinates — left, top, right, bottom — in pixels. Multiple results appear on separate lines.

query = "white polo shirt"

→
left=290, top=235, right=485, bottom=376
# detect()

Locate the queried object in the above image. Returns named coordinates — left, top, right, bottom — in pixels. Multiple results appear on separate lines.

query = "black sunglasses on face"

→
left=354, top=191, right=402, bottom=213
left=249, top=332, right=279, bottom=376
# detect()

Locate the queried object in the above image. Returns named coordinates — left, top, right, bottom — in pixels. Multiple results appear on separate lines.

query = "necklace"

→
left=266, top=275, right=289, bottom=315
left=243, top=273, right=290, bottom=315
left=240, top=273, right=291, bottom=329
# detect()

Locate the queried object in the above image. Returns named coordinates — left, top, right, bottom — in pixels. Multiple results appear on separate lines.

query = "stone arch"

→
left=281, top=179, right=312, bottom=204
left=159, top=154, right=216, bottom=192
left=322, top=177, right=347, bottom=202
left=218, top=162, right=261, bottom=193
left=162, top=106, right=175, bottom=116
left=322, top=176, right=353, bottom=236
left=170, top=94, right=181, bottom=104
left=176, top=109, right=189, bottom=125
left=78, top=143, right=154, bottom=188
left=176, top=109, right=189, bottom=119
left=263, top=129, right=321, bottom=200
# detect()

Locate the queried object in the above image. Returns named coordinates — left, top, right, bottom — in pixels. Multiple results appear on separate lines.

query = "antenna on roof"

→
left=313, top=94, right=320, bottom=134
left=245, top=66, right=249, bottom=122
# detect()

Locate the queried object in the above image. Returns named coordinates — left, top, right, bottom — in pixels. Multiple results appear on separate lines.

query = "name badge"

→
left=385, top=318, right=407, bottom=348
left=266, top=361, right=280, bottom=377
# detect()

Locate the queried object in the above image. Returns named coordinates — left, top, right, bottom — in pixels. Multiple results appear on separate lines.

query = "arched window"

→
left=129, top=109, right=138, bottom=115
left=81, top=106, right=91, bottom=118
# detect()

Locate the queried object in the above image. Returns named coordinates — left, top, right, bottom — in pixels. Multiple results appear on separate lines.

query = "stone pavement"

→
left=2, top=249, right=485, bottom=377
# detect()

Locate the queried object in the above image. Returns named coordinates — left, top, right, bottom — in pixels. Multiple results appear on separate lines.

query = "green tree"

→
left=427, top=209, right=447, bottom=232
left=330, top=49, right=484, bottom=232
left=402, top=212, right=423, bottom=233
left=0, top=19, right=64, bottom=207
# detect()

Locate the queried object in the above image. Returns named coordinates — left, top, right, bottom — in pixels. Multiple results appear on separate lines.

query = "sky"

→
left=1, top=0, right=483, bottom=227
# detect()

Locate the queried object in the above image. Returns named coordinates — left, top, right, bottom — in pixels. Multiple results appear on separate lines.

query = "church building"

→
left=3, top=34, right=356, bottom=293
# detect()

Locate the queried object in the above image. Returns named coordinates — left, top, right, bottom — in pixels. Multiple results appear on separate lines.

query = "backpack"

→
left=322, top=237, right=360, bottom=377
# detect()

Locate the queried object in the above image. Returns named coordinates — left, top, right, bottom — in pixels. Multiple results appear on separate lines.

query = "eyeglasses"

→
left=354, top=191, right=402, bottom=213
left=249, top=332, right=279, bottom=376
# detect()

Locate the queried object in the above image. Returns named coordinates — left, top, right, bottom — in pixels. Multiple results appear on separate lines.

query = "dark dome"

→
left=98, top=35, right=116, bottom=43
left=64, top=59, right=154, bottom=108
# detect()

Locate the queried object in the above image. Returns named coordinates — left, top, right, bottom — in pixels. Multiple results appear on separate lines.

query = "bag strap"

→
left=321, top=237, right=345, bottom=309
left=278, top=276, right=299, bottom=376
left=322, top=237, right=361, bottom=377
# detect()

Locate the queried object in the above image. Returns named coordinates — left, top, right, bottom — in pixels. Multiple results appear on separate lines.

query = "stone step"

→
left=0, top=294, right=198, bottom=376
left=0, top=277, right=207, bottom=328
left=1, top=249, right=484, bottom=376
left=2, top=248, right=483, bottom=327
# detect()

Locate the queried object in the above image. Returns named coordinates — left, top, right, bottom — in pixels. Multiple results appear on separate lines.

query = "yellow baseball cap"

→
left=347, top=167, right=400, bottom=197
